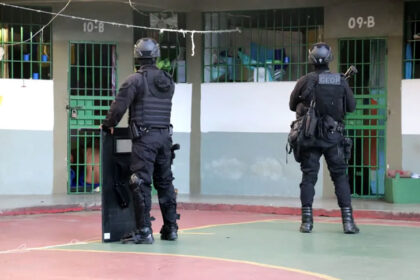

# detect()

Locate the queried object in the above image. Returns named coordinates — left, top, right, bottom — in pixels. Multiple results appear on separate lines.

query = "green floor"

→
left=56, top=219, right=420, bottom=280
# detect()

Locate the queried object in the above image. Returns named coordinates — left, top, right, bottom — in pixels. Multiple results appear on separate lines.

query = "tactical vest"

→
left=314, top=72, right=346, bottom=122
left=129, top=67, right=174, bottom=127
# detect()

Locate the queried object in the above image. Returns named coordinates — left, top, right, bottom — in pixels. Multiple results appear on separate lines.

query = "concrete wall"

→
left=200, top=82, right=323, bottom=197
left=186, top=11, right=203, bottom=194
left=171, top=84, right=193, bottom=194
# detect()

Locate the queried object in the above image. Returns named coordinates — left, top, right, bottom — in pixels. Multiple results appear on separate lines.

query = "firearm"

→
left=170, top=143, right=180, bottom=165
left=343, top=65, right=358, bottom=80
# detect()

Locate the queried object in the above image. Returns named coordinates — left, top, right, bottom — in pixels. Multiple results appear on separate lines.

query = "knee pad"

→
left=129, top=173, right=144, bottom=192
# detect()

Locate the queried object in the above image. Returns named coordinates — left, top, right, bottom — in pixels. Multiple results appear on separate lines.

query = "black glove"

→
left=101, top=123, right=110, bottom=132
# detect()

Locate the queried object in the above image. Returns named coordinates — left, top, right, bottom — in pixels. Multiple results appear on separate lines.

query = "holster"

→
left=319, top=115, right=344, bottom=140
left=342, top=137, right=353, bottom=162
left=170, top=144, right=180, bottom=165
left=128, top=122, right=147, bottom=140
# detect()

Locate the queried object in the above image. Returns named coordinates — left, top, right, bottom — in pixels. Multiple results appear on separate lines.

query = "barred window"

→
left=203, top=8, right=324, bottom=83
left=133, top=12, right=187, bottom=83
left=0, top=6, right=52, bottom=80
left=404, top=2, right=420, bottom=79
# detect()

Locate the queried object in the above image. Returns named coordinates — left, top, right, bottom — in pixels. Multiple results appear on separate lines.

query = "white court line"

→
left=0, top=239, right=90, bottom=255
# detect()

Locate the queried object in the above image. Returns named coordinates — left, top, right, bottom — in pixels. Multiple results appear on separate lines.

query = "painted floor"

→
left=1, top=210, right=420, bottom=280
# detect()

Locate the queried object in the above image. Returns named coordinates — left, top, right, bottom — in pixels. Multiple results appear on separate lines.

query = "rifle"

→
left=343, top=65, right=358, bottom=80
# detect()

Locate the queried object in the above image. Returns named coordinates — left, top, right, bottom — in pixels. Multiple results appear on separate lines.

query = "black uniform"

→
left=289, top=67, right=356, bottom=208
left=102, top=65, right=177, bottom=232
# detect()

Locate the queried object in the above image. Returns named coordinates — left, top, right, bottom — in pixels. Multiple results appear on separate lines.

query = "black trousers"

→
left=130, top=128, right=177, bottom=228
left=299, top=143, right=352, bottom=208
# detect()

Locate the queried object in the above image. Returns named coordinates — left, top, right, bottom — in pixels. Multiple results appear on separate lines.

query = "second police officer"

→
left=101, top=38, right=178, bottom=244
left=289, top=42, right=360, bottom=234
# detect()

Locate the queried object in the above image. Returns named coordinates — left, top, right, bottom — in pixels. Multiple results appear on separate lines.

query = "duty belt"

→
left=140, top=125, right=170, bottom=131
left=139, top=125, right=173, bottom=136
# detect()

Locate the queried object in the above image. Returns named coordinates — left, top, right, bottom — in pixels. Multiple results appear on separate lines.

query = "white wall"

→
left=0, top=79, right=54, bottom=194
left=401, top=80, right=420, bottom=173
left=201, top=82, right=296, bottom=133
left=172, top=83, right=192, bottom=133
left=402, top=80, right=420, bottom=135
left=0, top=79, right=54, bottom=131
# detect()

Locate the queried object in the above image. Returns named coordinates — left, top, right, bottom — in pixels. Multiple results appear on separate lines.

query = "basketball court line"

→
left=45, top=247, right=340, bottom=280
left=1, top=216, right=419, bottom=255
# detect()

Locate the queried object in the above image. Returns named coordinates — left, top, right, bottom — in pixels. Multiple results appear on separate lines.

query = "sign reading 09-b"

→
left=348, top=16, right=375, bottom=29
left=83, top=21, right=105, bottom=33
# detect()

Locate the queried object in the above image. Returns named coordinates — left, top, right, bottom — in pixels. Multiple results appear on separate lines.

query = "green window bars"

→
left=67, top=42, right=118, bottom=193
left=339, top=38, right=387, bottom=198
left=133, top=12, right=187, bottom=83
left=203, top=8, right=324, bottom=83
left=404, top=1, right=420, bottom=79
left=0, top=5, right=52, bottom=79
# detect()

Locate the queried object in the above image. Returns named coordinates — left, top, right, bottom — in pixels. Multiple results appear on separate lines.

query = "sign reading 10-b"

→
left=83, top=21, right=105, bottom=33
left=348, top=16, right=375, bottom=29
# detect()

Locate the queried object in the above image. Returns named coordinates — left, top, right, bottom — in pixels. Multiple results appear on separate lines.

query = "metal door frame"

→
left=67, top=41, right=118, bottom=194
left=338, top=37, right=388, bottom=198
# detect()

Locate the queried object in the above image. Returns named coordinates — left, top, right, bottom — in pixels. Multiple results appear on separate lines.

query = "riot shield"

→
left=101, top=128, right=135, bottom=242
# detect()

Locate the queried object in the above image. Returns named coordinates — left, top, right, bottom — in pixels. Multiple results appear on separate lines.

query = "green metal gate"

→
left=67, top=42, right=117, bottom=193
left=338, top=38, right=387, bottom=198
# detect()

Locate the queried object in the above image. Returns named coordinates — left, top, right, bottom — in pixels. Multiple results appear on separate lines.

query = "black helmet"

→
left=134, top=37, right=160, bottom=59
left=308, top=42, right=333, bottom=65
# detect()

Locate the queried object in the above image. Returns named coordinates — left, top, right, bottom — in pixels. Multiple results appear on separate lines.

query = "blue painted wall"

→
left=402, top=135, right=420, bottom=174
left=201, top=132, right=324, bottom=197
left=0, top=130, right=53, bottom=194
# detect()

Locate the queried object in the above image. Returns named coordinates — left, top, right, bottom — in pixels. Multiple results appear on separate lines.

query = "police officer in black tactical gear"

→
left=289, top=42, right=359, bottom=234
left=101, top=38, right=178, bottom=244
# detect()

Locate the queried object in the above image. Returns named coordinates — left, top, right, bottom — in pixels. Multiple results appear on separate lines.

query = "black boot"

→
left=299, top=206, right=313, bottom=233
left=121, top=227, right=154, bottom=244
left=160, top=224, right=178, bottom=241
left=341, top=207, right=360, bottom=234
